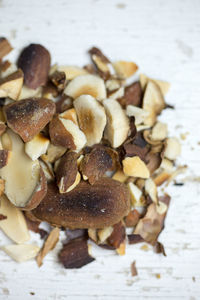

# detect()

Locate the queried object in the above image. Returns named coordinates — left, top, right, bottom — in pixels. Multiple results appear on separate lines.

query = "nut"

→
left=164, top=137, right=181, bottom=160
left=74, top=95, right=106, bottom=146
left=123, top=156, right=150, bottom=178
left=127, top=182, right=144, bottom=206
left=49, top=116, right=86, bottom=152
left=25, top=133, right=50, bottom=161
left=118, top=81, right=142, bottom=107
left=103, top=98, right=129, bottom=148
left=98, top=227, right=113, bottom=243
left=58, top=65, right=88, bottom=80
left=59, top=108, right=78, bottom=125
left=112, top=61, right=138, bottom=79
left=18, top=86, right=42, bottom=100
left=150, top=122, right=168, bottom=141
left=4, top=98, right=56, bottom=142
left=112, top=170, right=128, bottom=183
left=2, top=244, right=40, bottom=263
left=41, top=143, right=66, bottom=163
left=126, top=105, right=149, bottom=125
left=0, top=69, right=24, bottom=100
left=64, top=74, right=106, bottom=101
left=0, top=149, right=10, bottom=169
left=17, top=44, right=51, bottom=89
left=145, top=178, right=158, bottom=204
left=124, top=209, right=141, bottom=227
left=140, top=73, right=170, bottom=96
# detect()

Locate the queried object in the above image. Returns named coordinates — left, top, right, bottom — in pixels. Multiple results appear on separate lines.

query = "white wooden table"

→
left=0, top=0, right=200, bottom=299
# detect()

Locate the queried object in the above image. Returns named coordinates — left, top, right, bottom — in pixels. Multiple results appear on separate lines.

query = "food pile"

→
left=0, top=38, right=181, bottom=268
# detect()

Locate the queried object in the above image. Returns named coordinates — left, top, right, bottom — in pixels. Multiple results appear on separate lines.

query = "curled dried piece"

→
left=118, top=82, right=142, bottom=108
left=74, top=95, right=106, bottom=146
left=17, top=44, right=51, bottom=89
left=56, top=151, right=79, bottom=193
left=32, top=178, right=130, bottom=229
left=59, top=237, right=94, bottom=269
left=80, top=146, right=116, bottom=184
left=0, top=69, right=24, bottom=100
left=49, top=116, right=86, bottom=151
left=4, top=98, right=56, bottom=142
left=0, top=37, right=12, bottom=59
left=134, top=195, right=170, bottom=245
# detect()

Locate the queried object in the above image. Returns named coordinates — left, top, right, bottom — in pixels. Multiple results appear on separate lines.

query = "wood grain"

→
left=0, top=0, right=200, bottom=299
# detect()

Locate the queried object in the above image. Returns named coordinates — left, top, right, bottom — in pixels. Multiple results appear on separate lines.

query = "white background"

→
left=0, top=0, right=200, bottom=299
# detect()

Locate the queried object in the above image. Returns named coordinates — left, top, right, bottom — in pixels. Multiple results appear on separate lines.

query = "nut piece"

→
left=0, top=37, right=12, bottom=59
left=164, top=137, right=181, bottom=160
left=41, top=143, right=66, bottom=163
left=49, top=116, right=86, bottom=152
left=124, top=209, right=141, bottom=227
left=4, top=98, right=56, bottom=142
left=56, top=151, right=79, bottom=193
left=2, top=244, right=40, bottom=262
left=107, top=221, right=126, bottom=249
left=140, top=73, right=170, bottom=96
left=112, top=61, right=138, bottom=79
left=103, top=98, right=129, bottom=148
left=126, top=105, right=149, bottom=125
left=32, top=178, right=130, bottom=229
left=0, top=195, right=30, bottom=243
left=123, top=156, right=150, bottom=179
left=112, top=170, right=128, bottom=183
left=0, top=70, right=24, bottom=100
left=98, top=227, right=113, bottom=243
left=18, top=86, right=42, bottom=100
left=127, top=182, right=143, bottom=206
left=145, top=178, right=158, bottom=204
left=150, top=122, right=168, bottom=141
left=0, top=130, right=47, bottom=210
left=89, top=47, right=110, bottom=79
left=0, top=121, right=6, bottom=136
left=17, top=44, right=51, bottom=89
left=25, top=133, right=50, bottom=161
left=74, top=95, right=107, bottom=146
left=142, top=81, right=165, bottom=126
left=60, top=108, right=78, bottom=125
left=58, top=66, right=88, bottom=80
left=0, top=150, right=10, bottom=169
left=64, top=74, right=106, bottom=101
left=59, top=237, right=94, bottom=269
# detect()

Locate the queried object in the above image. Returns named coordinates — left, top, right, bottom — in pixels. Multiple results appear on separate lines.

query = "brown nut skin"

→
left=32, top=178, right=131, bottom=229
left=4, top=98, right=56, bottom=142
left=17, top=44, right=51, bottom=89
left=21, top=166, right=47, bottom=211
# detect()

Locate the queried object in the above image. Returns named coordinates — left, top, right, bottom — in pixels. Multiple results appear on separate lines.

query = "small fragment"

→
left=145, top=178, right=158, bottom=204
left=140, top=73, right=170, bottom=96
left=59, top=108, right=78, bottom=125
left=2, top=244, right=40, bottom=263
left=58, top=66, right=88, bottom=80
left=128, top=234, right=144, bottom=244
left=41, top=143, right=66, bottom=163
left=0, top=37, right=12, bottom=59
left=17, top=44, right=51, bottom=89
left=131, top=261, right=138, bottom=277
left=127, top=182, right=143, bottom=206
left=50, top=70, right=66, bottom=92
left=126, top=105, right=149, bottom=125
left=118, top=82, right=142, bottom=107
left=25, top=133, right=50, bottom=161
left=164, top=137, right=181, bottom=160
left=153, top=241, right=166, bottom=256
left=0, top=70, right=24, bottom=100
left=112, top=170, right=128, bottom=183
left=59, top=237, right=95, bottom=269
left=154, top=172, right=171, bottom=186
left=98, top=227, right=113, bottom=243
left=112, top=61, right=138, bottom=79
left=36, top=227, right=60, bottom=267
left=0, top=214, right=7, bottom=221
left=116, top=241, right=126, bottom=255
left=0, top=150, right=10, bottom=169
left=150, top=122, right=168, bottom=141
left=89, top=47, right=110, bottom=79
left=107, top=221, right=126, bottom=249
left=123, top=156, right=150, bottom=178
left=124, top=209, right=141, bottom=227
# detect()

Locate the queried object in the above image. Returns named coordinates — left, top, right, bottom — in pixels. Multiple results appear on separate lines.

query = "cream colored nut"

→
left=59, top=171, right=81, bottom=193
left=160, top=158, right=174, bottom=172
left=0, top=63, right=17, bottom=78
left=126, top=105, right=149, bottom=125
left=58, top=66, right=88, bottom=80
left=103, top=98, right=129, bottom=148
left=0, top=70, right=23, bottom=100
left=156, top=201, right=168, bottom=215
left=106, top=79, right=121, bottom=92
left=164, top=137, right=181, bottom=160
left=88, top=228, right=98, bottom=242
left=2, top=244, right=40, bottom=262
left=145, top=178, right=158, bottom=203
left=98, top=226, right=113, bottom=243
left=41, top=143, right=66, bottom=164
left=18, top=86, right=42, bottom=100
left=112, top=170, right=128, bottom=183
left=123, top=156, right=150, bottom=179
left=112, top=61, right=138, bottom=79
left=150, top=122, right=168, bottom=141
left=109, top=87, right=124, bottom=100
left=74, top=95, right=107, bottom=146
left=25, top=133, right=50, bottom=161
left=64, top=74, right=106, bottom=101
left=39, top=160, right=54, bottom=182
left=127, top=182, right=143, bottom=206
left=140, top=73, right=170, bottom=96
left=59, top=108, right=78, bottom=125
left=0, top=195, right=30, bottom=243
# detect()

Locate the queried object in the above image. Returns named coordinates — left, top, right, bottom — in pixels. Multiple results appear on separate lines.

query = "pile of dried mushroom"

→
left=0, top=38, right=182, bottom=268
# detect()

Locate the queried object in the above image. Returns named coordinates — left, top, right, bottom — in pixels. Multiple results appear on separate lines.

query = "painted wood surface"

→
left=0, top=0, right=200, bottom=299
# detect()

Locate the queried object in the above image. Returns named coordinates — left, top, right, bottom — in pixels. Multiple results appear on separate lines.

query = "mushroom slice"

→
left=58, top=66, right=88, bottom=80
left=0, top=70, right=23, bottom=100
left=122, top=156, right=150, bottom=179
left=0, top=195, right=30, bottom=243
left=59, top=108, right=78, bottom=125
left=74, top=95, right=106, bottom=146
left=142, top=81, right=165, bottom=126
left=25, top=133, right=50, bottom=161
left=140, top=73, right=170, bottom=96
left=150, top=122, right=168, bottom=141
left=112, top=61, right=138, bottom=79
left=64, top=74, right=106, bottom=101
left=126, top=105, right=149, bottom=125
left=49, top=116, right=86, bottom=152
left=4, top=97, right=56, bottom=142
left=2, top=244, right=40, bottom=262
left=0, top=129, right=47, bottom=210
left=103, top=98, right=129, bottom=148
left=164, top=137, right=181, bottom=160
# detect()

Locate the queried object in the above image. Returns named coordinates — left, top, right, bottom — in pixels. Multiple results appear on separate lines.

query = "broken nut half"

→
left=2, top=244, right=40, bottom=263
left=164, top=137, right=181, bottom=160
left=126, top=105, right=149, bottom=125
left=25, top=133, right=50, bottom=161
left=112, top=61, right=138, bottom=79
left=0, top=69, right=24, bottom=100
left=122, top=156, right=150, bottom=179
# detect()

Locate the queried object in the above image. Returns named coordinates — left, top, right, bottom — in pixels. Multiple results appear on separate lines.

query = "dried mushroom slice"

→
left=103, top=98, right=129, bottom=148
left=112, top=61, right=138, bottom=79
left=0, top=37, right=12, bottom=59
left=17, top=44, right=51, bottom=89
left=123, top=156, right=150, bottom=179
left=164, top=137, right=181, bottom=160
left=0, top=129, right=47, bottom=210
left=74, top=95, right=106, bottom=146
left=2, top=244, right=40, bottom=262
left=0, top=195, right=30, bottom=243
left=25, top=133, right=50, bottom=161
left=142, top=81, right=165, bottom=126
left=58, top=66, right=88, bottom=80
left=64, top=74, right=106, bottom=101
left=49, top=116, right=86, bottom=152
left=126, top=105, right=149, bottom=125
left=140, top=73, right=170, bottom=96
left=32, top=178, right=130, bottom=229
left=4, top=97, right=56, bottom=142
left=0, top=70, right=24, bottom=100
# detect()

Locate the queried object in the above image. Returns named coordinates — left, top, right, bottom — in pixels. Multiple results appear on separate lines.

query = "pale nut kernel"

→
left=164, top=137, right=181, bottom=160
left=123, top=156, right=150, bottom=179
